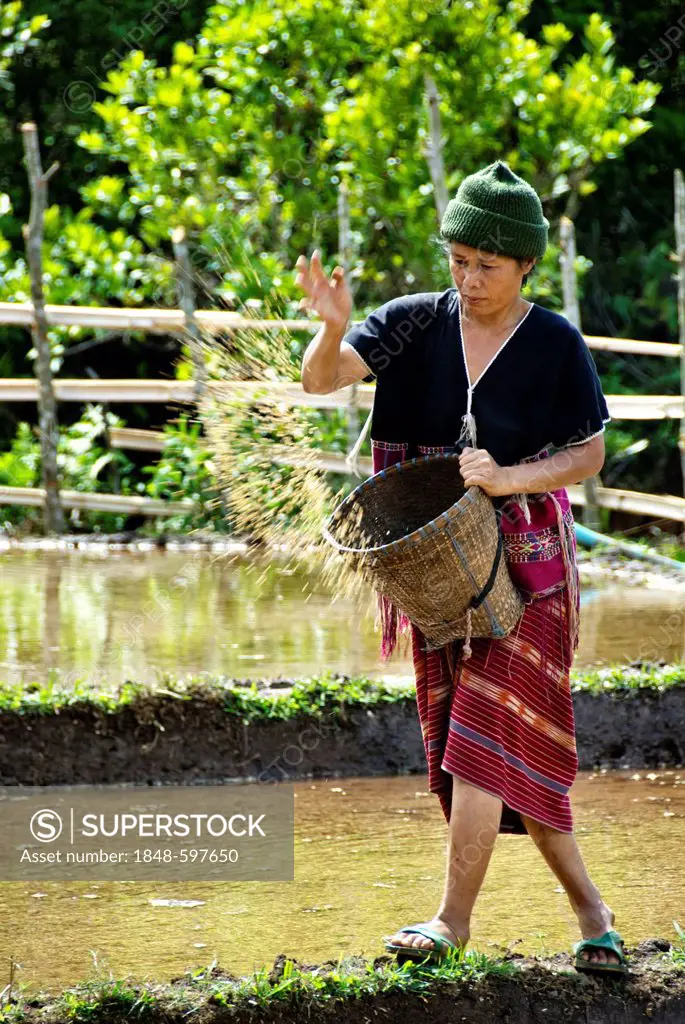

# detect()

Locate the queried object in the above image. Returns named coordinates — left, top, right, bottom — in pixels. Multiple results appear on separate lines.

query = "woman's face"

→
left=448, top=241, right=535, bottom=313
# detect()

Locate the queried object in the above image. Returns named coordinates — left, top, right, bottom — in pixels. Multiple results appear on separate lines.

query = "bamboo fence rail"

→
left=0, top=377, right=373, bottom=409
left=0, top=300, right=681, bottom=357
left=4, top=450, right=683, bottom=522
left=0, top=379, right=682, bottom=418
left=0, top=485, right=194, bottom=516
left=268, top=450, right=685, bottom=523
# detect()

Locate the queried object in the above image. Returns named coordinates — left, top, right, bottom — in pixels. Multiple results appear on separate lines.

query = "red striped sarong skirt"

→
left=370, top=439, right=579, bottom=835
left=411, top=587, right=578, bottom=834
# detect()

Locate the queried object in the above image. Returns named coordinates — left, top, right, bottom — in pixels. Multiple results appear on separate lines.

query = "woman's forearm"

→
left=301, top=319, right=349, bottom=393
left=501, top=442, right=602, bottom=495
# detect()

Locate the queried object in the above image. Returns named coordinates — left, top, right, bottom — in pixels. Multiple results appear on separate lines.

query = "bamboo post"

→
left=674, top=170, right=685, bottom=519
left=423, top=72, right=449, bottom=222
left=337, top=180, right=360, bottom=474
left=171, top=226, right=207, bottom=402
left=337, top=180, right=353, bottom=291
left=559, top=216, right=582, bottom=328
left=559, top=215, right=601, bottom=531
left=20, top=122, right=65, bottom=535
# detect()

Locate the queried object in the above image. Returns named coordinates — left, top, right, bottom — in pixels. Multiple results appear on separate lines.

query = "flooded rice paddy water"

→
left=1, top=548, right=685, bottom=687
left=0, top=770, right=683, bottom=993
left=0, top=547, right=684, bottom=993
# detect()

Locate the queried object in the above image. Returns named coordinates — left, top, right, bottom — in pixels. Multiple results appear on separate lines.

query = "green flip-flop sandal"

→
left=573, top=929, right=628, bottom=975
left=383, top=923, right=462, bottom=965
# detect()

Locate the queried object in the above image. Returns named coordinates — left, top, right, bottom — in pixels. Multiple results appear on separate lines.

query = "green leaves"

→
left=0, top=0, right=671, bottom=534
left=0, top=1, right=49, bottom=67
left=583, top=11, right=614, bottom=56
left=0, top=422, right=40, bottom=488
left=1, top=0, right=662, bottom=329
left=140, top=414, right=224, bottom=530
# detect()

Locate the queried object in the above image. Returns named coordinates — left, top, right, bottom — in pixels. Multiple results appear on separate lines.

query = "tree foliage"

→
left=1, top=0, right=684, bottom=503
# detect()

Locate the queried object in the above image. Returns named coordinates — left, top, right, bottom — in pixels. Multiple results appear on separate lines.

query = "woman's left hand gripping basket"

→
left=321, top=453, right=525, bottom=657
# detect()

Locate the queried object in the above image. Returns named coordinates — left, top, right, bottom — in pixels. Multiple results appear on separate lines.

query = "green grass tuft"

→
left=666, top=921, right=685, bottom=970
left=570, top=661, right=685, bottom=695
left=0, top=662, right=684, bottom=724
left=0, top=950, right=517, bottom=1023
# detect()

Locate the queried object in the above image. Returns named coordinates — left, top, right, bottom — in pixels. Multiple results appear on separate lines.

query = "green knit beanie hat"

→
left=440, top=160, right=548, bottom=261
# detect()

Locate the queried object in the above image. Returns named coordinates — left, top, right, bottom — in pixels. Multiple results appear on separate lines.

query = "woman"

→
left=296, top=160, right=625, bottom=975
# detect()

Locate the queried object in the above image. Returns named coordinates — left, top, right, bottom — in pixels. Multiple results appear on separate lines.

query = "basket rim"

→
left=321, top=451, right=485, bottom=556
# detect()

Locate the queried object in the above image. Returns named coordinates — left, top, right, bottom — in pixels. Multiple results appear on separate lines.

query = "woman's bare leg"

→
left=387, top=775, right=502, bottom=953
left=520, top=813, right=620, bottom=965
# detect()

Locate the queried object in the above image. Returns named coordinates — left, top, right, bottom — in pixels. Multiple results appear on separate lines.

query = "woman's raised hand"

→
left=294, top=249, right=352, bottom=332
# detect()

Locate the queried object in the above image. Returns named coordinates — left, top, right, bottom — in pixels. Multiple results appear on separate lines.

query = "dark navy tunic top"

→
left=340, top=286, right=610, bottom=467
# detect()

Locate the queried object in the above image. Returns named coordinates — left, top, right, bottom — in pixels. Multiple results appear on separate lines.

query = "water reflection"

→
left=0, top=549, right=684, bottom=686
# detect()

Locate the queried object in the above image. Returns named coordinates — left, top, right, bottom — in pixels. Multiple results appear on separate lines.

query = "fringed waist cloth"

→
left=370, top=439, right=580, bottom=834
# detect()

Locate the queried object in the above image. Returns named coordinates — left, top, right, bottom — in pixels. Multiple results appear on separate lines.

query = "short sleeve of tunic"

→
left=339, top=292, right=443, bottom=446
left=340, top=294, right=425, bottom=384
left=547, top=324, right=611, bottom=450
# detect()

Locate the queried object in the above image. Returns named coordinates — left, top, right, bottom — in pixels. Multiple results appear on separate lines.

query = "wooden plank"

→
left=109, top=432, right=685, bottom=523
left=271, top=450, right=374, bottom=475
left=0, top=378, right=193, bottom=402
left=0, top=486, right=195, bottom=516
left=0, top=378, right=375, bottom=409
left=604, top=394, right=684, bottom=418
left=0, top=303, right=325, bottom=334
left=109, top=427, right=166, bottom=451
left=585, top=336, right=681, bottom=357
left=0, top=302, right=240, bottom=333
left=567, top=483, right=685, bottom=522
left=3, top=456, right=683, bottom=522
left=271, top=449, right=685, bottom=523
left=0, top=301, right=680, bottom=356
left=0, top=379, right=676, bottom=417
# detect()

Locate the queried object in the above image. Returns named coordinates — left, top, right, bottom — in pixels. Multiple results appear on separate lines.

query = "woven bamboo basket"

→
left=322, top=452, right=524, bottom=652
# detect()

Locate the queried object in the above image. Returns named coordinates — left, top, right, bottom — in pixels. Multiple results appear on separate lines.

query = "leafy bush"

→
left=0, top=408, right=230, bottom=535
left=139, top=413, right=229, bottom=534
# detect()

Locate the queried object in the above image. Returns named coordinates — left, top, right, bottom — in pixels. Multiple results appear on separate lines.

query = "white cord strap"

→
left=345, top=407, right=373, bottom=479
left=459, top=389, right=530, bottom=521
